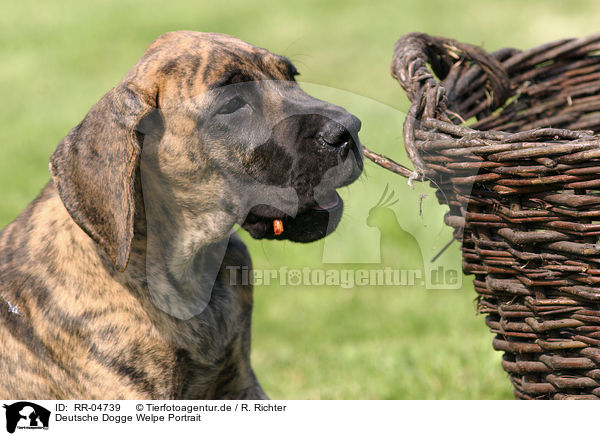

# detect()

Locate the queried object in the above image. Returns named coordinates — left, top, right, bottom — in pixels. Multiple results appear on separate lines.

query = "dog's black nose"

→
left=317, top=115, right=361, bottom=150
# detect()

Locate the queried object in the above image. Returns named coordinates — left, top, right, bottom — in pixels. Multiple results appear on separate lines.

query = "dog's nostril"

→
left=319, top=131, right=351, bottom=148
left=318, top=123, right=354, bottom=149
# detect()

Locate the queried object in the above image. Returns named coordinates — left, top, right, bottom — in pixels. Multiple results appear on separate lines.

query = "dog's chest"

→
left=115, top=244, right=254, bottom=397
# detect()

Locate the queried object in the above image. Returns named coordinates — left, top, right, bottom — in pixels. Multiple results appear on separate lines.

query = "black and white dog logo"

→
left=3, top=402, right=50, bottom=433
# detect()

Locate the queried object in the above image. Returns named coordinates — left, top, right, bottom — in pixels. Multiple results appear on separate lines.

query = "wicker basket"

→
left=367, top=33, right=600, bottom=399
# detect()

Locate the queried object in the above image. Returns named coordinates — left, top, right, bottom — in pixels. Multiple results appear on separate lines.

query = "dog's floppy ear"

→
left=49, top=83, right=155, bottom=271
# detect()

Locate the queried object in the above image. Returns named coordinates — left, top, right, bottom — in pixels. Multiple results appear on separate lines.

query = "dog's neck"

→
left=129, top=169, right=238, bottom=320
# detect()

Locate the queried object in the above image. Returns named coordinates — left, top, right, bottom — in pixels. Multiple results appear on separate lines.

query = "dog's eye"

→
left=217, top=96, right=246, bottom=115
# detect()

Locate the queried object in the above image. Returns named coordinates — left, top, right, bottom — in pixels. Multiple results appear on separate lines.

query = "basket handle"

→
left=391, top=33, right=512, bottom=118
left=386, top=33, right=512, bottom=178
left=364, top=34, right=512, bottom=181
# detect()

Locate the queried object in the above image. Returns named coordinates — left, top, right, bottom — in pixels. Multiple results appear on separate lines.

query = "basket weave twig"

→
left=366, top=33, right=600, bottom=399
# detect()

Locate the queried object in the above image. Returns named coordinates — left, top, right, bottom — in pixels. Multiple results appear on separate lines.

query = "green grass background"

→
left=1, top=0, right=598, bottom=399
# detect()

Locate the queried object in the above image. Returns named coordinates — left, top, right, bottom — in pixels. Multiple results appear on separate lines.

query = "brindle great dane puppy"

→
left=0, top=31, right=362, bottom=399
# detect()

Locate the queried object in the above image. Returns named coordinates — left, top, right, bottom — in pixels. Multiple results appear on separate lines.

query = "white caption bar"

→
left=0, top=400, right=595, bottom=436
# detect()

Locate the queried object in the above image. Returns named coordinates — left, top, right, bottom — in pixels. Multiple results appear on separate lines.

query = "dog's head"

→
left=50, top=32, right=363, bottom=271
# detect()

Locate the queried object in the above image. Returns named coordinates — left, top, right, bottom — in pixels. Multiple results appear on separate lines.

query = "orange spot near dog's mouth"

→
left=273, top=219, right=284, bottom=235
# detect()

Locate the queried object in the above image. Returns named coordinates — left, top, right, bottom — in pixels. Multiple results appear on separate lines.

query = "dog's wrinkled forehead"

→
left=127, top=31, right=297, bottom=107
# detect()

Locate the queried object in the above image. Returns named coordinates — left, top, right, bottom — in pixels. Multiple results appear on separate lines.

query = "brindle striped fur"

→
left=0, top=31, right=361, bottom=399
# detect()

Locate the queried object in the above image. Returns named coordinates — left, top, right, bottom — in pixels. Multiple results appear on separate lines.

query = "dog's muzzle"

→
left=242, top=112, right=363, bottom=242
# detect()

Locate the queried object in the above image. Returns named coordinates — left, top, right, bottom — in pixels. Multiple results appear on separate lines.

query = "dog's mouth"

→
left=241, top=191, right=344, bottom=242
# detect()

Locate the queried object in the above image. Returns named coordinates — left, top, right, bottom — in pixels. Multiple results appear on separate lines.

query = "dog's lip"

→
left=245, top=191, right=341, bottom=219
left=241, top=191, right=342, bottom=239
left=312, top=191, right=340, bottom=211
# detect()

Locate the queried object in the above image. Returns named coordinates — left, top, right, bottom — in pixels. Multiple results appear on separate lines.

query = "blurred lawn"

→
left=2, top=0, right=599, bottom=399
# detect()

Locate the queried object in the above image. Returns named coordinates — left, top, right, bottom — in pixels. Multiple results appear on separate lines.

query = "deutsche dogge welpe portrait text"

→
left=0, top=31, right=363, bottom=399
